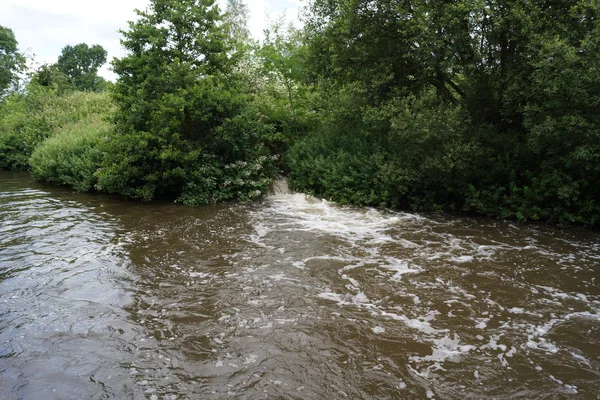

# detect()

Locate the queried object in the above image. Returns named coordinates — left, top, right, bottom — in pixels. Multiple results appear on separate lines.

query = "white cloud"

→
left=0, top=0, right=148, bottom=80
left=0, top=0, right=302, bottom=81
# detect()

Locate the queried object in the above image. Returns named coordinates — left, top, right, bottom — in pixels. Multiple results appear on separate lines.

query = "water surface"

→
left=1, top=172, right=599, bottom=399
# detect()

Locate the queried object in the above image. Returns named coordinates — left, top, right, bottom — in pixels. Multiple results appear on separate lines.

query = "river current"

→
left=1, top=172, right=599, bottom=399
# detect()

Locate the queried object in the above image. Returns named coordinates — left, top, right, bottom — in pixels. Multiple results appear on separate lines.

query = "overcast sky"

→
left=0, top=0, right=301, bottom=80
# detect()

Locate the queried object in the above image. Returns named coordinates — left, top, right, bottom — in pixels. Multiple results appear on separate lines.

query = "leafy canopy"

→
left=0, top=25, right=26, bottom=98
left=56, top=43, right=108, bottom=91
left=97, top=0, right=278, bottom=203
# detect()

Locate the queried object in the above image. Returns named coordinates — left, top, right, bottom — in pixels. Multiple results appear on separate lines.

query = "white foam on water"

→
left=536, top=285, right=594, bottom=305
left=570, top=352, right=590, bottom=364
left=341, top=274, right=361, bottom=290
left=317, top=291, right=374, bottom=308
left=237, top=179, right=600, bottom=394
left=380, top=310, right=446, bottom=336
left=250, top=190, right=428, bottom=293
left=372, top=326, right=385, bottom=334
left=243, top=354, right=258, bottom=364
left=506, top=346, right=517, bottom=357
left=381, top=257, right=422, bottom=280
left=188, top=271, right=214, bottom=280
left=474, top=318, right=489, bottom=329
left=254, top=189, right=423, bottom=249
left=549, top=376, right=579, bottom=394
left=410, top=334, right=475, bottom=364
left=480, top=335, right=507, bottom=352
left=523, top=310, right=600, bottom=354
left=291, top=261, right=305, bottom=270
left=249, top=222, right=272, bottom=248
left=451, top=255, right=474, bottom=263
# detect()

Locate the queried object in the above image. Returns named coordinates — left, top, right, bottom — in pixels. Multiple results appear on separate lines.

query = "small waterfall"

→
left=267, top=177, right=323, bottom=204
left=269, top=177, right=293, bottom=196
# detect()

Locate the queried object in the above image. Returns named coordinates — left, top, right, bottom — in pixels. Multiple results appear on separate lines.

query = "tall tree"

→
left=97, top=0, right=276, bottom=203
left=259, top=21, right=307, bottom=138
left=224, top=0, right=258, bottom=72
left=225, top=0, right=251, bottom=44
left=111, top=0, right=230, bottom=140
left=56, top=43, right=107, bottom=91
left=0, top=25, right=26, bottom=98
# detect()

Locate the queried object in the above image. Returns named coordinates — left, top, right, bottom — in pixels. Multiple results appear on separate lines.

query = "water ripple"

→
left=1, top=173, right=599, bottom=399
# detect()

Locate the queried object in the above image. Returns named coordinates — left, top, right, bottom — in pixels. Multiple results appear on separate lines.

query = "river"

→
left=1, top=171, right=599, bottom=399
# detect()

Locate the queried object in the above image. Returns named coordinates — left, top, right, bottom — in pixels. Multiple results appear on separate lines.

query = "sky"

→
left=0, top=0, right=301, bottom=80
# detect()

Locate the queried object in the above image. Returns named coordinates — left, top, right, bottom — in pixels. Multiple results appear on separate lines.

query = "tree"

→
left=56, top=43, right=107, bottom=91
left=225, top=0, right=251, bottom=45
left=96, top=0, right=277, bottom=203
left=0, top=25, right=26, bottom=98
left=32, top=64, right=73, bottom=93
left=110, top=0, right=232, bottom=141
left=290, top=0, right=600, bottom=225
left=258, top=21, right=308, bottom=140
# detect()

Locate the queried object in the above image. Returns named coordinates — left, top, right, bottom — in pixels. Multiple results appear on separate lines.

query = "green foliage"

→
left=56, top=43, right=108, bottom=92
left=0, top=25, right=26, bottom=98
left=29, top=117, right=112, bottom=191
left=32, top=64, right=75, bottom=94
left=253, top=21, right=317, bottom=163
left=177, top=154, right=277, bottom=205
left=0, top=88, right=114, bottom=170
left=290, top=0, right=600, bottom=226
left=458, top=1, right=600, bottom=225
left=95, top=110, right=277, bottom=203
left=0, top=93, right=28, bottom=169
left=97, top=0, right=279, bottom=204
left=288, top=89, right=472, bottom=209
left=224, top=0, right=253, bottom=59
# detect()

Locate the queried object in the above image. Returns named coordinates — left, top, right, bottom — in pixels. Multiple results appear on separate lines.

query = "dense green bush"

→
left=29, top=117, right=112, bottom=191
left=95, top=0, right=281, bottom=205
left=288, top=89, right=473, bottom=209
left=95, top=104, right=279, bottom=204
left=0, top=88, right=113, bottom=170
left=288, top=0, right=600, bottom=227
left=177, top=154, right=278, bottom=205
left=289, top=80, right=600, bottom=225
left=0, top=94, right=28, bottom=169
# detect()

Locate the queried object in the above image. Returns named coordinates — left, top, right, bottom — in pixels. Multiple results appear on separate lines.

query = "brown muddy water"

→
left=1, top=171, right=599, bottom=400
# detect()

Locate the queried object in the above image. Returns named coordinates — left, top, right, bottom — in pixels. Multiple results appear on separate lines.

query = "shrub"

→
left=95, top=109, right=280, bottom=204
left=0, top=87, right=114, bottom=170
left=0, top=96, right=29, bottom=169
left=287, top=89, right=472, bottom=210
left=29, top=117, right=112, bottom=191
left=177, top=154, right=278, bottom=205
